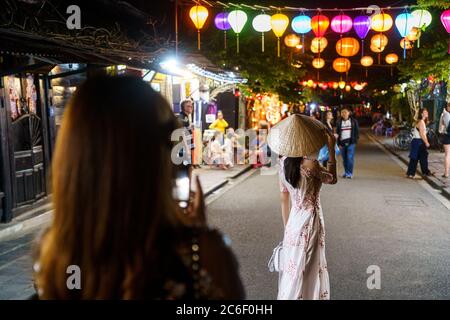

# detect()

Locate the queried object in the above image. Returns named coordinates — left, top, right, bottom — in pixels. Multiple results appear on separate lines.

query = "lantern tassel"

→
left=302, top=35, right=305, bottom=54
left=262, top=33, right=264, bottom=52
left=237, top=33, right=240, bottom=54
left=277, top=38, right=280, bottom=58
left=403, top=39, right=406, bottom=59
left=361, top=39, right=364, bottom=58
left=197, top=30, right=201, bottom=50
left=448, top=36, right=450, bottom=54
left=365, top=68, right=368, bottom=78
left=224, top=31, right=227, bottom=50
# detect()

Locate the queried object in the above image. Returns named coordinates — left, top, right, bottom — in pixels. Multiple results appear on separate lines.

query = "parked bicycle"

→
left=393, top=123, right=413, bottom=151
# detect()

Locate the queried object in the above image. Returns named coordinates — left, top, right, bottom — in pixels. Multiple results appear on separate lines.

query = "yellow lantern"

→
left=407, top=27, right=421, bottom=42
left=333, top=82, right=339, bottom=89
left=333, top=58, right=351, bottom=73
left=371, top=33, right=389, bottom=50
left=339, top=81, right=346, bottom=89
left=361, top=56, right=374, bottom=67
left=400, top=38, right=413, bottom=49
left=370, top=44, right=385, bottom=53
left=271, top=13, right=290, bottom=57
left=307, top=79, right=315, bottom=87
left=385, top=53, right=399, bottom=64
left=310, top=37, right=328, bottom=53
left=189, top=5, right=209, bottom=50
left=336, top=37, right=360, bottom=57
left=371, top=13, right=393, bottom=32
left=284, top=34, right=300, bottom=48
left=345, top=85, right=351, bottom=92
left=312, top=58, right=325, bottom=69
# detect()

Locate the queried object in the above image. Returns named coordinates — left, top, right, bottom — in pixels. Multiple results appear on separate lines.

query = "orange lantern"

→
left=385, top=53, right=399, bottom=64
left=371, top=13, right=393, bottom=32
left=333, top=82, right=339, bottom=89
left=407, top=27, right=421, bottom=42
left=311, top=14, right=330, bottom=37
left=345, top=85, right=351, bottom=92
left=371, top=34, right=389, bottom=50
left=360, top=56, right=374, bottom=67
left=400, top=38, right=413, bottom=49
left=310, top=37, right=328, bottom=53
left=339, top=81, right=346, bottom=89
left=189, top=5, right=209, bottom=50
left=312, top=58, right=325, bottom=69
left=284, top=34, right=300, bottom=47
left=336, top=37, right=360, bottom=57
left=333, top=58, right=351, bottom=73
left=370, top=44, right=385, bottom=53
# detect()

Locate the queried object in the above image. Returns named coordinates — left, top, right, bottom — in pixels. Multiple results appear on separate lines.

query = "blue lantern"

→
left=395, top=13, right=415, bottom=59
left=291, top=15, right=311, bottom=53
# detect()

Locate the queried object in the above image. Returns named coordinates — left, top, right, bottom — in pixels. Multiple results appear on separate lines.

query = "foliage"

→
left=417, top=0, right=450, bottom=9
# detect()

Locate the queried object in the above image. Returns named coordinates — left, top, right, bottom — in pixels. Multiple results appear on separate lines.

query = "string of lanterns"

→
left=188, top=3, right=450, bottom=75
left=300, top=80, right=368, bottom=92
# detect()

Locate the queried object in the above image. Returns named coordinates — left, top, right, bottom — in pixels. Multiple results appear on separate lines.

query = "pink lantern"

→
left=441, top=9, right=450, bottom=54
left=331, top=14, right=353, bottom=34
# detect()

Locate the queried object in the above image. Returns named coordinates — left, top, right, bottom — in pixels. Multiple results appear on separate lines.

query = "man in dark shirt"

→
left=178, top=99, right=195, bottom=167
left=336, top=107, right=359, bottom=179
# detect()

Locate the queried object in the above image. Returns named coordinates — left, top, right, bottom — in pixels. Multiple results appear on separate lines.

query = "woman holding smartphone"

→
left=33, top=76, right=244, bottom=300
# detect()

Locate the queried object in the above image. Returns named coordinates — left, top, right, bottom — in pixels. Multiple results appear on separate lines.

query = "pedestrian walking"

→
left=178, top=99, right=196, bottom=169
left=406, top=108, right=434, bottom=179
left=32, top=76, right=244, bottom=300
left=438, top=102, right=450, bottom=178
left=209, top=110, right=229, bottom=134
left=336, top=107, right=359, bottom=179
left=318, top=110, right=339, bottom=167
left=267, top=114, right=337, bottom=300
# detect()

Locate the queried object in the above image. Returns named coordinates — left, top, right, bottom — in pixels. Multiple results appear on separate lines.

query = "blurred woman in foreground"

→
left=33, top=75, right=244, bottom=299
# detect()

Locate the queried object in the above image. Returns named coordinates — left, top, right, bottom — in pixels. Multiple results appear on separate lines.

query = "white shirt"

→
left=439, top=108, right=450, bottom=134
left=340, top=119, right=352, bottom=141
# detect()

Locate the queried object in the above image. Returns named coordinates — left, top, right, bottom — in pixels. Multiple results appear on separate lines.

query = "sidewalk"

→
left=368, top=132, right=450, bottom=199
left=0, top=164, right=252, bottom=242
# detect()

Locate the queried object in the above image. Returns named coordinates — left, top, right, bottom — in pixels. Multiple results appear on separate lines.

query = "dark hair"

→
left=180, top=99, right=192, bottom=112
left=284, top=157, right=303, bottom=187
left=418, top=108, right=429, bottom=124
left=36, top=75, right=182, bottom=299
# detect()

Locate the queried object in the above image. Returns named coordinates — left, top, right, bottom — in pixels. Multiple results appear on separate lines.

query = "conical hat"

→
left=267, top=114, right=328, bottom=157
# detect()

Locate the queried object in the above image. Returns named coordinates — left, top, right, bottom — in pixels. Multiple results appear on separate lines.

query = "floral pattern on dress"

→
left=277, top=157, right=333, bottom=300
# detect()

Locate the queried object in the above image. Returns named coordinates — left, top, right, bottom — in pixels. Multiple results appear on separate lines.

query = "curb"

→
left=0, top=209, right=52, bottom=242
left=367, top=133, right=450, bottom=200
left=204, top=165, right=253, bottom=197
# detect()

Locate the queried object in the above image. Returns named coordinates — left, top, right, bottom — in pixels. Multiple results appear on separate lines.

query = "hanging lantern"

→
left=228, top=10, right=248, bottom=54
left=361, top=55, right=373, bottom=77
left=271, top=13, right=290, bottom=57
left=353, top=15, right=372, bottom=57
left=371, top=13, right=393, bottom=32
left=215, top=12, right=231, bottom=49
left=345, top=85, right=351, bottom=92
left=411, top=9, right=432, bottom=48
left=333, top=58, right=351, bottom=73
left=311, top=14, right=330, bottom=37
left=336, top=37, right=360, bottom=57
left=385, top=53, right=399, bottom=64
left=310, top=37, right=328, bottom=53
left=333, top=82, right=339, bottom=89
left=441, top=10, right=450, bottom=54
left=400, top=38, right=413, bottom=50
left=354, top=84, right=364, bottom=91
left=292, top=15, right=311, bottom=53
left=339, top=81, right=346, bottom=89
left=189, top=5, right=209, bottom=50
left=370, top=44, right=385, bottom=53
left=407, top=27, right=421, bottom=41
left=371, top=33, right=388, bottom=50
left=312, top=58, right=325, bottom=69
left=360, top=56, right=374, bottom=67
left=412, top=9, right=432, bottom=29
left=307, top=79, right=315, bottom=87
left=252, top=14, right=272, bottom=52
left=284, top=34, right=300, bottom=47
left=331, top=14, right=353, bottom=34
left=395, top=13, right=415, bottom=59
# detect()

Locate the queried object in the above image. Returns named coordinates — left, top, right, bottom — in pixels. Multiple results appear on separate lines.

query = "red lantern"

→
left=311, top=15, right=330, bottom=37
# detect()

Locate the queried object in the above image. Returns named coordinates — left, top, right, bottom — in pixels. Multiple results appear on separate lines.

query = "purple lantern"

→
left=215, top=12, right=231, bottom=49
left=215, top=12, right=231, bottom=30
left=353, top=15, right=371, bottom=57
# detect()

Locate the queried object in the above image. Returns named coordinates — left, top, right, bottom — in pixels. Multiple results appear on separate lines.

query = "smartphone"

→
left=173, top=164, right=191, bottom=209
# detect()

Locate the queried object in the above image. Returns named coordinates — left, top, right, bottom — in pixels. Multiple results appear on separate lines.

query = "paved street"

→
left=1, top=133, right=450, bottom=299
left=207, top=133, right=450, bottom=300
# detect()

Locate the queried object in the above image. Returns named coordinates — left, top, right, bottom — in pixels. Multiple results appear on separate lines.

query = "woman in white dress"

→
left=268, top=114, right=337, bottom=300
